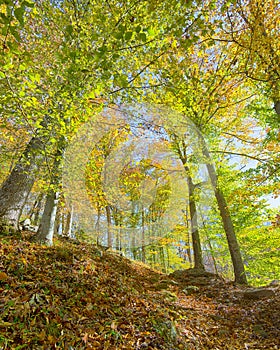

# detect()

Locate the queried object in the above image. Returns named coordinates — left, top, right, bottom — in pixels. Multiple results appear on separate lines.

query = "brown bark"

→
left=184, top=206, right=192, bottom=265
left=187, top=174, right=204, bottom=270
left=0, top=137, right=43, bottom=228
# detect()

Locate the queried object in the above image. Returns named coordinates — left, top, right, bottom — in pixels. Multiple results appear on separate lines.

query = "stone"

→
left=243, top=288, right=275, bottom=300
left=182, top=286, right=200, bottom=295
left=269, top=280, right=280, bottom=287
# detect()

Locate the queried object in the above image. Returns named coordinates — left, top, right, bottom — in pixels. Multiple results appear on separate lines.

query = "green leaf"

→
left=14, top=6, right=25, bottom=26
left=22, top=0, right=35, bottom=7
left=125, top=31, right=133, bottom=41
left=113, top=31, right=123, bottom=40
left=65, top=24, right=73, bottom=35
left=0, top=13, right=9, bottom=24
left=1, top=0, right=13, bottom=4
left=0, top=71, right=5, bottom=79
left=10, top=26, right=21, bottom=41
left=139, top=32, right=147, bottom=42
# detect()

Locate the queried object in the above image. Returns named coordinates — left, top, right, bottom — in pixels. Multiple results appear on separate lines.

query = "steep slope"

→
left=0, top=231, right=279, bottom=349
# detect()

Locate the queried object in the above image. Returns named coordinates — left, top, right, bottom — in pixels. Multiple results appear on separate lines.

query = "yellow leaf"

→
left=0, top=321, right=13, bottom=327
left=0, top=271, right=8, bottom=281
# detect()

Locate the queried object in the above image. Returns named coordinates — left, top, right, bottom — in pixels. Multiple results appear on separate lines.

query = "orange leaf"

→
left=82, top=332, right=88, bottom=344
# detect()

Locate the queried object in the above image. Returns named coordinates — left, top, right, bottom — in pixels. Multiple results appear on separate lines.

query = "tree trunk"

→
left=184, top=206, right=192, bottom=266
left=29, top=192, right=44, bottom=225
left=203, top=147, right=247, bottom=284
left=64, top=205, right=74, bottom=237
left=54, top=204, right=61, bottom=236
left=34, top=138, right=64, bottom=246
left=105, top=205, right=112, bottom=248
left=187, top=174, right=204, bottom=270
left=35, top=191, right=60, bottom=246
left=174, top=142, right=204, bottom=270
left=159, top=246, right=167, bottom=273
left=0, top=137, right=43, bottom=228
left=141, top=209, right=146, bottom=263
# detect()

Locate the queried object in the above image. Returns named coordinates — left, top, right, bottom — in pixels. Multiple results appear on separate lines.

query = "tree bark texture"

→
left=0, top=137, right=43, bottom=228
left=36, top=191, right=60, bottom=246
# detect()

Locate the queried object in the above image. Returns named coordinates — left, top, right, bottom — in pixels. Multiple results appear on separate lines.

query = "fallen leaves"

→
left=0, top=231, right=279, bottom=349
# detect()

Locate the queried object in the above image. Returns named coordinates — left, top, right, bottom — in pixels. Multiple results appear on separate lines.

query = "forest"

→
left=0, top=0, right=279, bottom=349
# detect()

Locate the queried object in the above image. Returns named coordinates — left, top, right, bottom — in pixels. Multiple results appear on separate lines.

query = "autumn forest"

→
left=0, top=0, right=280, bottom=349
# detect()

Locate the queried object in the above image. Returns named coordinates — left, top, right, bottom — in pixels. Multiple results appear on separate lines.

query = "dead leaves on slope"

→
left=0, top=232, right=279, bottom=349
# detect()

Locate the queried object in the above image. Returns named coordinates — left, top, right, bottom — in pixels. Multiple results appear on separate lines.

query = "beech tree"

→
left=141, top=33, right=250, bottom=283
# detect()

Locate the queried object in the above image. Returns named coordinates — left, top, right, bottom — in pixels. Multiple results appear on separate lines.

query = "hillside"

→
left=0, top=231, right=279, bottom=350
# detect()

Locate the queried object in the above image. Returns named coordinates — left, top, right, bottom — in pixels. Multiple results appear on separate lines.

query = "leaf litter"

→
left=0, top=231, right=279, bottom=349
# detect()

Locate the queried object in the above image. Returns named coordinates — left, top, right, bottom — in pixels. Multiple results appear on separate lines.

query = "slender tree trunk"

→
left=105, top=205, right=112, bottom=248
left=54, top=203, right=61, bottom=236
left=64, top=205, right=74, bottom=237
left=61, top=212, right=66, bottom=236
left=0, top=137, right=43, bottom=228
left=95, top=207, right=101, bottom=245
left=175, top=143, right=204, bottom=270
left=184, top=206, right=192, bottom=266
left=166, top=245, right=170, bottom=271
left=141, top=209, right=146, bottom=263
left=132, top=235, right=137, bottom=260
left=203, top=147, right=247, bottom=284
left=159, top=246, right=167, bottom=273
left=187, top=174, right=204, bottom=270
left=112, top=207, right=123, bottom=252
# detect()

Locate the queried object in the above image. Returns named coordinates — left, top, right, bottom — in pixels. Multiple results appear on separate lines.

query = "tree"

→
left=171, top=137, right=204, bottom=270
left=141, top=36, right=250, bottom=283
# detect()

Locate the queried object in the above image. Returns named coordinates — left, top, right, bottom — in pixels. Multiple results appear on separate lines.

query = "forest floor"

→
left=0, top=231, right=279, bottom=350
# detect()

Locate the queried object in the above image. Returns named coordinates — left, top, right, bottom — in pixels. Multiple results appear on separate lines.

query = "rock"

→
left=182, top=286, right=200, bottom=295
left=243, top=288, right=275, bottom=300
left=19, top=219, right=38, bottom=232
left=170, top=268, right=216, bottom=279
left=20, top=218, right=31, bottom=229
left=29, top=225, right=38, bottom=233
left=269, top=280, right=280, bottom=287
left=160, top=290, right=177, bottom=302
left=156, top=279, right=179, bottom=290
